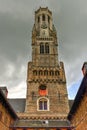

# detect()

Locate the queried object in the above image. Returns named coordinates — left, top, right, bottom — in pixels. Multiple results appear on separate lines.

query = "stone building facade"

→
left=68, top=62, right=87, bottom=130
left=24, top=7, right=69, bottom=120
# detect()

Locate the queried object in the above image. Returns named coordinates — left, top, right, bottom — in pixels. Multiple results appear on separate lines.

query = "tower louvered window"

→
left=45, top=43, right=49, bottom=54
left=40, top=43, right=44, bottom=54
left=42, top=14, right=45, bottom=21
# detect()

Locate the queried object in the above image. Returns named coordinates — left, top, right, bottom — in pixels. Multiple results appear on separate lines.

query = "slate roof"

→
left=10, top=119, right=73, bottom=128
left=8, top=99, right=26, bottom=112
left=8, top=98, right=73, bottom=113
left=69, top=100, right=74, bottom=109
left=68, top=73, right=87, bottom=120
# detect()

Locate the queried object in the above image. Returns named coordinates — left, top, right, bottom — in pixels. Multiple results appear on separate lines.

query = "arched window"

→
left=44, top=70, right=48, bottom=76
left=40, top=43, right=44, bottom=54
left=33, top=70, right=37, bottom=76
left=45, top=43, right=49, bottom=54
left=48, top=15, right=50, bottom=23
left=50, top=70, right=54, bottom=76
left=55, top=71, right=60, bottom=76
left=38, top=16, right=40, bottom=23
left=38, top=98, right=49, bottom=111
left=42, top=14, right=45, bottom=21
left=39, top=70, right=43, bottom=75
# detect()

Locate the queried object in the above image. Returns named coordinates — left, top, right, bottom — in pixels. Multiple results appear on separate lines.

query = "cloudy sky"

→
left=0, top=0, right=87, bottom=99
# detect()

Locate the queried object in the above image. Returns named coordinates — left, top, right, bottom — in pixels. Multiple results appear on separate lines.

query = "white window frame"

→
left=37, top=97, right=49, bottom=111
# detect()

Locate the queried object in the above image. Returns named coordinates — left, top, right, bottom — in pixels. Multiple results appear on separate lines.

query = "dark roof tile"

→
left=8, top=99, right=26, bottom=113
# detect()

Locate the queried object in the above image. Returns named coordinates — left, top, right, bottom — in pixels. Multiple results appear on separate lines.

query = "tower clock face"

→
left=41, top=22, right=47, bottom=29
left=41, top=22, right=49, bottom=36
left=41, top=29, right=49, bottom=36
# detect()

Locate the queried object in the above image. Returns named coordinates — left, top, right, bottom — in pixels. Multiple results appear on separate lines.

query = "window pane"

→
left=38, top=16, right=40, bottom=23
left=45, top=44, right=49, bottom=54
left=55, top=71, right=59, bottom=76
left=39, top=101, right=43, bottom=110
left=40, top=44, right=44, bottom=54
left=42, top=14, right=45, bottom=21
left=44, top=101, right=47, bottom=110
left=44, top=70, right=48, bottom=75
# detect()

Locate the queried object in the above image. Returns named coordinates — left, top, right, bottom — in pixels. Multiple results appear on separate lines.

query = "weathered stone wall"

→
left=25, top=62, right=69, bottom=119
left=24, top=6, right=69, bottom=122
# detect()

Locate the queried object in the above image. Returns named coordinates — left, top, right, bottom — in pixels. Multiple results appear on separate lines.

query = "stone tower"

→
left=25, top=7, right=69, bottom=120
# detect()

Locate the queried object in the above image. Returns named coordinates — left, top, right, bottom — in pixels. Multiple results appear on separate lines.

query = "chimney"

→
left=82, top=62, right=87, bottom=76
left=0, top=87, right=8, bottom=98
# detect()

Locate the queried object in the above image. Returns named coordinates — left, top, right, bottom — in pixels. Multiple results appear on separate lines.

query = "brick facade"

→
left=68, top=64, right=87, bottom=130
left=71, top=93, right=87, bottom=129
left=0, top=88, right=18, bottom=130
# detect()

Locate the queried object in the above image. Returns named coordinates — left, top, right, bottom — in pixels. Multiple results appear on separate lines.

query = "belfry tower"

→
left=25, top=7, right=69, bottom=120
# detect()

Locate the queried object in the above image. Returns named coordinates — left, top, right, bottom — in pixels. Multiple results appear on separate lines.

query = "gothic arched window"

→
left=48, top=15, right=50, bottom=23
left=44, top=70, right=48, bottom=76
left=50, top=70, right=54, bottom=76
left=37, top=98, right=49, bottom=111
left=42, top=14, right=45, bottom=21
left=40, top=43, right=44, bottom=54
left=38, top=16, right=40, bottom=23
left=55, top=71, right=60, bottom=76
left=39, top=70, right=43, bottom=75
left=45, top=43, right=49, bottom=54
left=33, top=70, right=37, bottom=76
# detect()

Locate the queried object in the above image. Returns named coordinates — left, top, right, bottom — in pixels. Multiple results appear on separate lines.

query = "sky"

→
left=0, top=0, right=87, bottom=99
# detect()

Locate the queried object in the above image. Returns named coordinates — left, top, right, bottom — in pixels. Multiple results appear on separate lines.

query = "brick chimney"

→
left=82, top=62, right=87, bottom=76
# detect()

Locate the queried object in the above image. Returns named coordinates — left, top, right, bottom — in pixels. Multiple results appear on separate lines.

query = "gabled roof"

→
left=68, top=73, right=87, bottom=120
left=0, top=88, right=18, bottom=120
